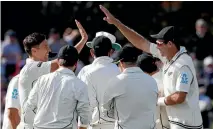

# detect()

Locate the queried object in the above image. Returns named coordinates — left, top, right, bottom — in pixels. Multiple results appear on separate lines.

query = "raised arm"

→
left=50, top=20, right=88, bottom=72
left=99, top=5, right=151, bottom=53
left=74, top=20, right=88, bottom=53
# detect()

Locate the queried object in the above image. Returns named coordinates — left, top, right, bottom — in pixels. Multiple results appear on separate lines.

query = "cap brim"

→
left=86, top=42, right=122, bottom=51
left=150, top=34, right=162, bottom=39
left=86, top=42, right=93, bottom=48
left=48, top=52, right=58, bottom=58
left=113, top=58, right=120, bottom=64
left=112, top=43, right=122, bottom=51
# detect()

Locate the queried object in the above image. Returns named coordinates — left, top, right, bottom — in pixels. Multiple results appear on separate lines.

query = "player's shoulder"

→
left=78, top=64, right=93, bottom=77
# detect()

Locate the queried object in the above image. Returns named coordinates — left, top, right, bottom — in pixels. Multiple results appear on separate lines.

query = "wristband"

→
left=157, top=97, right=166, bottom=106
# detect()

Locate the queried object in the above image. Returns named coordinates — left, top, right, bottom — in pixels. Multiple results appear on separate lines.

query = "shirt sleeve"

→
left=176, top=66, right=193, bottom=92
left=6, top=76, right=20, bottom=109
left=149, top=42, right=167, bottom=63
left=75, top=81, right=90, bottom=128
left=78, top=72, right=97, bottom=111
left=102, top=77, right=125, bottom=119
left=23, top=78, right=40, bottom=124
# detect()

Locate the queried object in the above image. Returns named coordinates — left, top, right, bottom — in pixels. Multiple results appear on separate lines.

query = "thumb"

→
left=103, top=17, right=107, bottom=21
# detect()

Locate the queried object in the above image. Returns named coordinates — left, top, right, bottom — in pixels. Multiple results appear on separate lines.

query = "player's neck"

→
left=167, top=48, right=179, bottom=61
left=29, top=56, right=41, bottom=62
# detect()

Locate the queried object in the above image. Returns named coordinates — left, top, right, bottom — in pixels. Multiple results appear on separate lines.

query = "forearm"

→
left=158, top=92, right=186, bottom=106
left=77, top=102, right=90, bottom=128
left=8, top=108, right=20, bottom=129
left=114, top=20, right=150, bottom=53
left=51, top=59, right=59, bottom=72
left=74, top=38, right=87, bottom=54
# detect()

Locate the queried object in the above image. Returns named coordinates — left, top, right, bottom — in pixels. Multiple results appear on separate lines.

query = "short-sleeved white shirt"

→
left=2, top=75, right=20, bottom=129
left=23, top=67, right=90, bottom=129
left=150, top=43, right=203, bottom=127
left=18, top=58, right=51, bottom=127
left=78, top=56, right=120, bottom=126
left=103, top=67, right=158, bottom=129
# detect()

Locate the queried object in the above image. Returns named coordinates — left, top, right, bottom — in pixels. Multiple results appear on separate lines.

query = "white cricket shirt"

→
left=18, top=58, right=51, bottom=128
left=150, top=43, right=203, bottom=128
left=23, top=67, right=90, bottom=129
left=152, top=72, right=170, bottom=129
left=2, top=75, right=20, bottom=129
left=103, top=67, right=158, bottom=129
left=78, top=56, right=120, bottom=126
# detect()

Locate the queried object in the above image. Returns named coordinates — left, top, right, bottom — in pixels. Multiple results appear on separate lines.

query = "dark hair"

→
left=58, top=59, right=78, bottom=67
left=93, top=49, right=111, bottom=57
left=23, top=32, right=46, bottom=55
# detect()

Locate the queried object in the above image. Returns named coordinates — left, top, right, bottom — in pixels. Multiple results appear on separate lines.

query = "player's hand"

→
left=75, top=20, right=88, bottom=42
left=99, top=5, right=119, bottom=25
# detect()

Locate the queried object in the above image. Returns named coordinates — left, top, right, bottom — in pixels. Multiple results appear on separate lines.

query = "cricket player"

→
left=23, top=45, right=90, bottom=129
left=18, top=20, right=88, bottom=129
left=2, top=74, right=20, bottom=129
left=78, top=35, right=121, bottom=129
left=102, top=45, right=158, bottom=129
left=137, top=53, right=170, bottom=129
left=99, top=5, right=203, bottom=129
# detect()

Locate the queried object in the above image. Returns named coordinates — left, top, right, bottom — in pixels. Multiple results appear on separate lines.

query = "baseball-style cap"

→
left=86, top=31, right=121, bottom=51
left=137, top=53, right=158, bottom=73
left=58, top=45, right=79, bottom=66
left=113, top=45, right=142, bottom=64
left=5, top=29, right=16, bottom=37
left=90, top=36, right=113, bottom=53
left=150, top=26, right=175, bottom=43
left=48, top=52, right=58, bottom=58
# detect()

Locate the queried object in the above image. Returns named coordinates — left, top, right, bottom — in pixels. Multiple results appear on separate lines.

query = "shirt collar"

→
left=123, top=67, right=143, bottom=74
left=26, top=58, right=36, bottom=64
left=92, top=56, right=113, bottom=65
left=169, top=46, right=187, bottom=63
left=56, top=67, right=75, bottom=76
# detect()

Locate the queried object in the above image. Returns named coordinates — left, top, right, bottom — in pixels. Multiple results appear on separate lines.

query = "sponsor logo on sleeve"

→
left=12, top=88, right=18, bottom=99
left=180, top=72, right=188, bottom=84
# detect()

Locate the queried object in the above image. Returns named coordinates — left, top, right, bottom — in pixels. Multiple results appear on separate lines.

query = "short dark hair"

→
left=93, top=49, right=111, bottom=57
left=137, top=53, right=158, bottom=74
left=23, top=32, right=46, bottom=55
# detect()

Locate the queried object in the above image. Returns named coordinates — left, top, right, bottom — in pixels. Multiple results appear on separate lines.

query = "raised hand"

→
left=99, top=5, right=118, bottom=25
left=75, top=20, right=88, bottom=41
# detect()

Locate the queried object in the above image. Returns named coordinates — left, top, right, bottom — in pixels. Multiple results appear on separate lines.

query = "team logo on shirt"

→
left=37, top=62, right=43, bottom=67
left=12, top=88, right=18, bottom=99
left=180, top=72, right=188, bottom=84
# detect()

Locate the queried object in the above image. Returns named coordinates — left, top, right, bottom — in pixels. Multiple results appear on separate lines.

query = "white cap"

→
left=86, top=31, right=121, bottom=51
left=95, top=31, right=116, bottom=43
left=204, top=56, right=213, bottom=66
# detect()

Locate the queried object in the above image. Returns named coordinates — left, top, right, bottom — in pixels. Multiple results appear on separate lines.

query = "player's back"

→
left=33, top=68, right=86, bottom=128
left=78, top=56, right=120, bottom=125
left=114, top=67, right=158, bottom=129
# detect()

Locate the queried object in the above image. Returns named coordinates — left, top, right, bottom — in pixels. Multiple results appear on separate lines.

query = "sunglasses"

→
left=156, top=40, right=165, bottom=47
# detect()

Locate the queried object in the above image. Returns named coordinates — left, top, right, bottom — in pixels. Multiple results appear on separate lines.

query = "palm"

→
left=75, top=20, right=88, bottom=40
left=99, top=5, right=116, bottom=24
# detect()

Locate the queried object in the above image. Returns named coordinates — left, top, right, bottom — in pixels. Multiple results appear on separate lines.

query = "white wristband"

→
left=157, top=97, right=166, bottom=106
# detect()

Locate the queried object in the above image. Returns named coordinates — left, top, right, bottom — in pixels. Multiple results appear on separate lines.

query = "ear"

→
left=108, top=49, right=114, bottom=56
left=90, top=49, right=95, bottom=58
left=167, top=41, right=173, bottom=47
left=74, top=61, right=78, bottom=67
left=31, top=47, right=37, bottom=55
